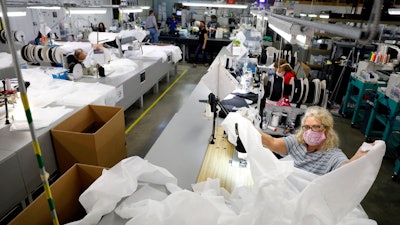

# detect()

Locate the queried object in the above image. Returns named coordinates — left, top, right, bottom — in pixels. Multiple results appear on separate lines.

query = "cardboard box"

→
left=8, top=164, right=105, bottom=225
left=51, top=104, right=127, bottom=173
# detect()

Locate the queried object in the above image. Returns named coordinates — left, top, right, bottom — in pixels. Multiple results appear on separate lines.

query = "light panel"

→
left=120, top=7, right=143, bottom=13
left=0, top=11, right=26, bottom=17
left=388, top=8, right=400, bottom=15
left=67, top=8, right=107, bottom=15
left=269, top=23, right=295, bottom=44
left=27, top=6, right=61, bottom=10
left=182, top=2, right=248, bottom=9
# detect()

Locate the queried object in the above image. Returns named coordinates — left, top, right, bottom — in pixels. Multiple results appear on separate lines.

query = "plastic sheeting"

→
left=67, top=112, right=384, bottom=225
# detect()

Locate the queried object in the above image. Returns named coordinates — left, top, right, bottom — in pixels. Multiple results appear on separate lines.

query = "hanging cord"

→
left=358, top=0, right=382, bottom=45
left=0, top=1, right=60, bottom=224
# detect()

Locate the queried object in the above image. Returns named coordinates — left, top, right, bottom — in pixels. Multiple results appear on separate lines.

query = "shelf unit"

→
left=364, top=90, right=400, bottom=141
left=341, top=73, right=386, bottom=126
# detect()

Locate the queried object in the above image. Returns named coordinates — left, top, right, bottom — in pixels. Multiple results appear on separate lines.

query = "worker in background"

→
left=97, top=22, right=106, bottom=32
left=259, top=106, right=369, bottom=176
left=66, top=48, right=86, bottom=72
left=145, top=10, right=159, bottom=43
left=274, top=58, right=295, bottom=84
left=193, top=20, right=208, bottom=68
left=168, top=14, right=179, bottom=35
left=207, top=15, right=220, bottom=38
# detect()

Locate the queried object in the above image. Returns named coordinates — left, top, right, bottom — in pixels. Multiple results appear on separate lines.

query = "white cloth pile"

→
left=128, top=45, right=182, bottom=63
left=8, top=68, right=118, bottom=131
left=66, top=112, right=384, bottom=225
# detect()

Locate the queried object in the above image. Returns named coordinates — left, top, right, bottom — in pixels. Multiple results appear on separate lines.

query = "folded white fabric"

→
left=10, top=106, right=73, bottom=131
left=156, top=45, right=183, bottom=63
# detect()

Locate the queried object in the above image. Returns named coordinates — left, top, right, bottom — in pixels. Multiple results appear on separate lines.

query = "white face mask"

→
left=276, top=71, right=285, bottom=77
left=303, top=129, right=326, bottom=146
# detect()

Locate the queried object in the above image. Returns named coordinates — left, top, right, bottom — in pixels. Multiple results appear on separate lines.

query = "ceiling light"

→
left=67, top=8, right=107, bottom=15
left=308, top=13, right=317, bottom=18
left=270, top=13, right=363, bottom=40
left=27, top=6, right=61, bottom=10
left=269, top=23, right=295, bottom=44
left=388, top=8, right=400, bottom=15
left=0, top=8, right=26, bottom=17
left=319, top=14, right=330, bottom=19
left=296, top=34, right=310, bottom=46
left=119, top=7, right=143, bottom=13
left=182, top=2, right=248, bottom=9
left=141, top=6, right=150, bottom=10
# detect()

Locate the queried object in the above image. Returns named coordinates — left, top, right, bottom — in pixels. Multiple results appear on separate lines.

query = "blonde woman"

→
left=260, top=106, right=368, bottom=175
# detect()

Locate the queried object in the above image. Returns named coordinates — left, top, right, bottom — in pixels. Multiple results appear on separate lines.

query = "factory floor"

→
left=124, top=62, right=400, bottom=225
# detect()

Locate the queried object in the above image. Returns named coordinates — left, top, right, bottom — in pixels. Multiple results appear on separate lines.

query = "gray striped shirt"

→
left=282, top=135, right=349, bottom=175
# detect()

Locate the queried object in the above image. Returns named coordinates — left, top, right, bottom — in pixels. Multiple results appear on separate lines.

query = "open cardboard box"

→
left=9, top=164, right=105, bottom=225
left=51, top=104, right=127, bottom=173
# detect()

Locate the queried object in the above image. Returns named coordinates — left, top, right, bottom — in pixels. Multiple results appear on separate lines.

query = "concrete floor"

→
left=124, top=62, right=400, bottom=225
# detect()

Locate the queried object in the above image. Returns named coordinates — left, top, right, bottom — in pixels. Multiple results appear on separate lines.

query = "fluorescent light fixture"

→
left=0, top=8, right=26, bottom=17
left=270, top=13, right=363, bottom=40
left=67, top=8, right=107, bottom=15
left=388, top=8, right=400, bottom=15
left=268, top=16, right=293, bottom=34
left=308, top=13, right=317, bottom=18
left=299, top=13, right=307, bottom=17
left=27, top=6, right=61, bottom=10
left=141, top=6, right=151, bottom=10
left=119, top=7, right=143, bottom=13
left=296, top=34, right=311, bottom=46
left=182, top=2, right=248, bottom=9
left=269, top=23, right=295, bottom=44
left=319, top=14, right=330, bottom=19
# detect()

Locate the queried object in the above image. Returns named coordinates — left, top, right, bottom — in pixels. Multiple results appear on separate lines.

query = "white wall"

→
left=6, top=0, right=114, bottom=42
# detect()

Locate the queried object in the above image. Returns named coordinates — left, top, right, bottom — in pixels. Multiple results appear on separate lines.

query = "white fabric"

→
left=66, top=157, right=178, bottom=225
left=0, top=52, right=13, bottom=68
left=67, top=112, right=384, bottom=225
left=102, top=58, right=139, bottom=78
left=56, top=41, right=93, bottom=55
left=155, top=45, right=182, bottom=63
left=10, top=106, right=73, bottom=131
left=6, top=68, right=118, bottom=130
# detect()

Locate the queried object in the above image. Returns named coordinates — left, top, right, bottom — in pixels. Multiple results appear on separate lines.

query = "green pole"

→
left=0, top=1, right=59, bottom=224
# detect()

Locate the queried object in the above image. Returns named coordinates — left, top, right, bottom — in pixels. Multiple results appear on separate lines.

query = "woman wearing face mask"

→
left=274, top=58, right=295, bottom=84
left=259, top=106, right=368, bottom=175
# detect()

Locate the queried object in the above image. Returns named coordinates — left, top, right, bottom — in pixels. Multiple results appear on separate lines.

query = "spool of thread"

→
left=5, top=78, right=12, bottom=90
left=271, top=113, right=280, bottom=127
left=205, top=103, right=212, bottom=118
left=268, top=125, right=277, bottom=132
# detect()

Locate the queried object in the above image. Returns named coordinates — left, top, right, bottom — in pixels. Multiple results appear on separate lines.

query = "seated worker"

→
left=66, top=48, right=86, bottom=73
left=207, top=15, right=220, bottom=38
left=274, top=58, right=295, bottom=84
left=259, top=106, right=369, bottom=175
left=97, top=22, right=106, bottom=32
